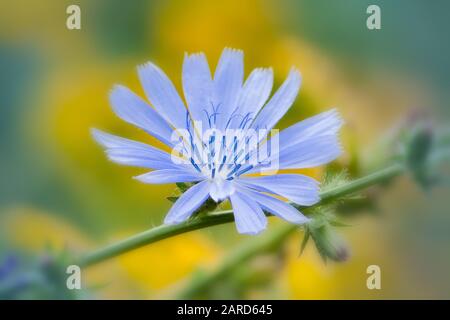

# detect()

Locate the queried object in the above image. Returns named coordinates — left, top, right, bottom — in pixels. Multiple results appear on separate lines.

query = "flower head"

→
left=93, top=48, right=343, bottom=235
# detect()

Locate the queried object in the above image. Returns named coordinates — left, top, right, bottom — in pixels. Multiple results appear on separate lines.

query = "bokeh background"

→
left=0, top=0, right=449, bottom=299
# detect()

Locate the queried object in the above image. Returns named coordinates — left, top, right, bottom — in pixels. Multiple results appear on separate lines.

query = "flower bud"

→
left=406, top=122, right=434, bottom=188
left=308, top=222, right=350, bottom=263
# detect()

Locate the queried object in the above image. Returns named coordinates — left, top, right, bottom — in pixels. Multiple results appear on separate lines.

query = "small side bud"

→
left=405, top=122, right=434, bottom=188
left=308, top=221, right=350, bottom=263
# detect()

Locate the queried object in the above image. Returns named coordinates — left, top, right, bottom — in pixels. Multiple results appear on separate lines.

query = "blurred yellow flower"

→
left=118, top=232, right=220, bottom=294
left=282, top=234, right=338, bottom=299
left=1, top=207, right=91, bottom=252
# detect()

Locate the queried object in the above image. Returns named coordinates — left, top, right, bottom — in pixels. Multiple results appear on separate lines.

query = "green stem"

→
left=177, top=222, right=297, bottom=299
left=79, top=163, right=404, bottom=268
left=320, top=163, right=404, bottom=201
left=79, top=210, right=235, bottom=267
left=177, top=163, right=405, bottom=298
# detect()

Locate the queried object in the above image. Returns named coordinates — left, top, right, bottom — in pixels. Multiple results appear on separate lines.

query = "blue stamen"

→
left=235, top=165, right=253, bottom=177
left=226, top=164, right=242, bottom=178
left=190, top=158, right=201, bottom=172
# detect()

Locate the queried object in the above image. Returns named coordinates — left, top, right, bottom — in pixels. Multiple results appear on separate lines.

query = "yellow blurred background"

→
left=0, top=0, right=449, bottom=299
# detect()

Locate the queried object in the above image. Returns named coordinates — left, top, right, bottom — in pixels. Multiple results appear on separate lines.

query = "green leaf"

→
left=166, top=196, right=179, bottom=203
left=329, top=219, right=351, bottom=228
left=176, top=182, right=190, bottom=192
left=299, top=228, right=310, bottom=256
left=188, top=198, right=219, bottom=220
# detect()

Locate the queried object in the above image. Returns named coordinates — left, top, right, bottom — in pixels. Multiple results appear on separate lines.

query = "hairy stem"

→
left=177, top=163, right=404, bottom=298
left=79, top=163, right=404, bottom=268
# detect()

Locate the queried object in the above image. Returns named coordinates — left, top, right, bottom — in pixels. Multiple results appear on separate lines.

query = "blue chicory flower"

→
left=93, top=48, right=343, bottom=235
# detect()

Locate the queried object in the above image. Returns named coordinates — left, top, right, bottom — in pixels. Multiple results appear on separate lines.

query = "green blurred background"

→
left=0, top=0, right=449, bottom=299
